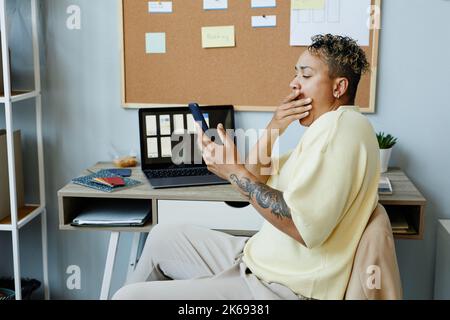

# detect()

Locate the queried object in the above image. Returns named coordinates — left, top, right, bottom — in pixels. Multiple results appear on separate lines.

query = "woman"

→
left=113, top=34, right=380, bottom=300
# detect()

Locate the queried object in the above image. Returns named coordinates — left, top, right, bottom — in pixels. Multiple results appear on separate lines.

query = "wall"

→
left=1, top=0, right=449, bottom=299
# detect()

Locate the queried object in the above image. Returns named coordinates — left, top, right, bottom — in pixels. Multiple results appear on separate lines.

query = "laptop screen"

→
left=139, top=106, right=235, bottom=170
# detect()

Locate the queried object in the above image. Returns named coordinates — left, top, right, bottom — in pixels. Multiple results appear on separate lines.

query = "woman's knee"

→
left=112, top=284, right=137, bottom=300
left=113, top=280, right=196, bottom=300
left=145, top=223, right=195, bottom=260
left=148, top=223, right=188, bottom=247
left=112, top=282, right=155, bottom=300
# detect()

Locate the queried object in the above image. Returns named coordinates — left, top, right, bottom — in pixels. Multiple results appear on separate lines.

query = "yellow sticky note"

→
left=201, top=26, right=235, bottom=48
left=291, top=0, right=325, bottom=10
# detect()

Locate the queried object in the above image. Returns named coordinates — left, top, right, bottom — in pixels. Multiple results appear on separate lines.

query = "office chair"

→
left=344, top=204, right=403, bottom=300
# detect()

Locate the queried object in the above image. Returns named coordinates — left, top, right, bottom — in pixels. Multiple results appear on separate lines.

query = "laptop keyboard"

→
left=145, top=167, right=214, bottom=179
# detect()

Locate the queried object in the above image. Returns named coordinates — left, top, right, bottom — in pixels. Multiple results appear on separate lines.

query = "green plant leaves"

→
left=376, top=132, right=398, bottom=149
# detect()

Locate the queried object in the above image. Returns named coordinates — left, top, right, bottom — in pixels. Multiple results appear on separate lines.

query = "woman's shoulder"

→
left=335, top=108, right=379, bottom=153
left=338, top=107, right=376, bottom=135
left=304, top=106, right=371, bottom=138
left=302, top=107, right=377, bottom=153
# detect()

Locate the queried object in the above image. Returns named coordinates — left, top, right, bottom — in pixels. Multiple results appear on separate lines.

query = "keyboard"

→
left=145, top=167, right=214, bottom=179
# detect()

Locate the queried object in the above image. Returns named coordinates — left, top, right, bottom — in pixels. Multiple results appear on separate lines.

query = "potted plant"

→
left=376, top=132, right=398, bottom=173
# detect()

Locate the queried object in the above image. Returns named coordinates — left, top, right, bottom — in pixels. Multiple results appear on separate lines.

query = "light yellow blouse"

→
left=243, top=106, right=380, bottom=300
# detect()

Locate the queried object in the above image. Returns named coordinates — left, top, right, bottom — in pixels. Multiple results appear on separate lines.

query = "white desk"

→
left=57, top=162, right=426, bottom=299
left=57, top=162, right=263, bottom=299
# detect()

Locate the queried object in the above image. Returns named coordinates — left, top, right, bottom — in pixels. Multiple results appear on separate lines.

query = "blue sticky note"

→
left=146, top=32, right=166, bottom=54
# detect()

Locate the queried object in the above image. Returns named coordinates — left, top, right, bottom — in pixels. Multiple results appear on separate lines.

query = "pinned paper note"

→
left=251, top=0, right=276, bottom=8
left=291, top=0, right=325, bottom=10
left=203, top=0, right=228, bottom=10
left=290, top=0, right=370, bottom=46
left=146, top=33, right=166, bottom=54
left=148, top=1, right=173, bottom=13
left=201, top=26, right=235, bottom=48
left=252, top=15, right=277, bottom=28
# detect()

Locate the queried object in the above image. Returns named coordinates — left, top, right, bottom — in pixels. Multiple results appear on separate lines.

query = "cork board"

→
left=121, top=0, right=381, bottom=112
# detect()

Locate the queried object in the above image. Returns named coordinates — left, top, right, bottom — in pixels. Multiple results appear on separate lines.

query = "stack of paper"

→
left=389, top=214, right=414, bottom=234
left=378, top=176, right=393, bottom=195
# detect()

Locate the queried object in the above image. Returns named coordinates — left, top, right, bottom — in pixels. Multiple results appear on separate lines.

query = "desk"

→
left=57, top=163, right=427, bottom=299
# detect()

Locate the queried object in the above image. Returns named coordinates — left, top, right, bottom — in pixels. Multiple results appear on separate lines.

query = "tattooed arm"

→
left=230, top=169, right=306, bottom=247
left=196, top=123, right=306, bottom=246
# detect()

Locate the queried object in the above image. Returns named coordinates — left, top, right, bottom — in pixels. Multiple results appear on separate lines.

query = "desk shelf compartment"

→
left=58, top=196, right=155, bottom=232
left=384, top=204, right=424, bottom=240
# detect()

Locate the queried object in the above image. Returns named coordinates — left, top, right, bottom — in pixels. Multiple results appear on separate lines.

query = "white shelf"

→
left=0, top=205, right=43, bottom=231
left=0, top=90, right=40, bottom=103
left=0, top=0, right=48, bottom=300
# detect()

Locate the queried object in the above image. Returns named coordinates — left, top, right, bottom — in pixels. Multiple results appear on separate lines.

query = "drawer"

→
left=157, top=200, right=264, bottom=232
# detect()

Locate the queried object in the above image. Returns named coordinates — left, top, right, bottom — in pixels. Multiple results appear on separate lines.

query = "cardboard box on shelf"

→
left=0, top=130, right=25, bottom=222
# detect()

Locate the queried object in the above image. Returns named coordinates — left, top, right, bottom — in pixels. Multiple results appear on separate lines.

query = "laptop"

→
left=139, top=105, right=235, bottom=189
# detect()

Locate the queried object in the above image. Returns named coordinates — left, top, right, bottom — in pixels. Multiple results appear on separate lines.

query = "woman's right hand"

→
left=268, top=90, right=312, bottom=135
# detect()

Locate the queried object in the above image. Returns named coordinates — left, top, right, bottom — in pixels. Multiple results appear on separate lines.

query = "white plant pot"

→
left=380, top=148, right=393, bottom=173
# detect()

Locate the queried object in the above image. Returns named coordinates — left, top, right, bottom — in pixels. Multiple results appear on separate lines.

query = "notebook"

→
left=93, top=176, right=126, bottom=187
left=72, top=170, right=142, bottom=193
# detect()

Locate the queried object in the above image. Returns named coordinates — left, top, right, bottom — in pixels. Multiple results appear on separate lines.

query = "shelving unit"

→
left=0, top=90, right=39, bottom=103
left=0, top=0, right=48, bottom=300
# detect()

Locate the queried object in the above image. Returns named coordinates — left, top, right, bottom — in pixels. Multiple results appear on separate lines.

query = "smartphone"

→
left=106, top=168, right=132, bottom=177
left=188, top=103, right=209, bottom=133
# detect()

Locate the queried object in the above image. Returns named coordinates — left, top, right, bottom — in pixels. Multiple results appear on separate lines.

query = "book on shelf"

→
left=392, top=228, right=416, bottom=235
left=389, top=214, right=416, bottom=234
left=389, top=214, right=409, bottom=230
left=378, top=176, right=393, bottom=195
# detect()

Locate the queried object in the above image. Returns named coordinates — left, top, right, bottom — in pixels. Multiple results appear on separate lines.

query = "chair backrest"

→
left=345, top=204, right=403, bottom=300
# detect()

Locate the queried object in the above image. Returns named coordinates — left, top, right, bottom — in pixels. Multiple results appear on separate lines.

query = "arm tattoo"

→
left=230, top=174, right=292, bottom=220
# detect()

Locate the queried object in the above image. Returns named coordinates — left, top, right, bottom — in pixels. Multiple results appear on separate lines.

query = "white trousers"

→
left=112, top=224, right=303, bottom=300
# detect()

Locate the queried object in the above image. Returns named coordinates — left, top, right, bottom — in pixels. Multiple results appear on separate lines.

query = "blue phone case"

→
left=106, top=169, right=132, bottom=177
left=188, top=103, right=209, bottom=133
